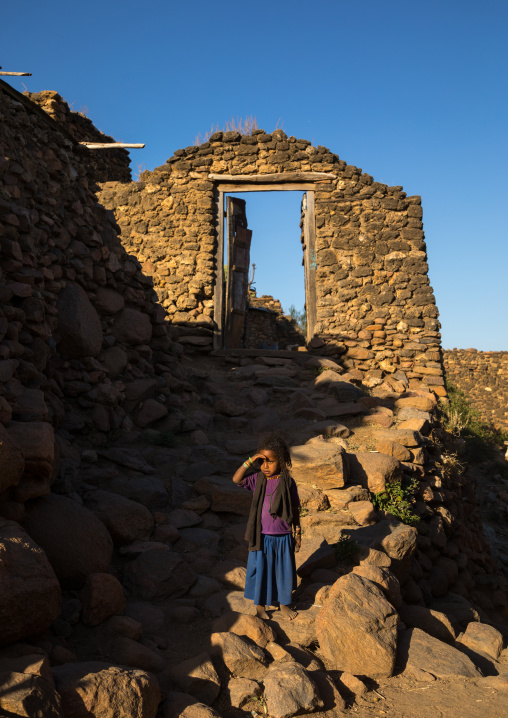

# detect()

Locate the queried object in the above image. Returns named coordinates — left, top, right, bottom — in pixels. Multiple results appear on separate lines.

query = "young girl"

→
left=232, top=434, right=301, bottom=620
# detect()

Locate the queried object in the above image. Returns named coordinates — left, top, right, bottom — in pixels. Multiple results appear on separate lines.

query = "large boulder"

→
left=52, top=662, right=160, bottom=718
left=7, top=421, right=55, bottom=501
left=57, top=282, right=103, bottom=358
left=0, top=670, right=63, bottom=718
left=456, top=622, right=504, bottom=661
left=210, top=632, right=267, bottom=679
left=290, top=438, right=348, bottom=490
left=352, top=565, right=402, bottom=609
left=23, top=494, right=113, bottom=588
left=123, top=548, right=197, bottom=600
left=111, top=308, right=152, bottom=346
left=295, top=536, right=336, bottom=577
left=84, top=490, right=154, bottom=546
left=399, top=628, right=480, bottom=678
left=316, top=573, right=398, bottom=678
left=348, top=452, right=402, bottom=493
left=0, top=424, right=25, bottom=494
left=263, top=662, right=323, bottom=718
left=0, top=519, right=61, bottom=645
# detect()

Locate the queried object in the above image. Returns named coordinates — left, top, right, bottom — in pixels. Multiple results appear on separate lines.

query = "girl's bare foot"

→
left=256, top=605, right=270, bottom=619
left=279, top=605, right=298, bottom=620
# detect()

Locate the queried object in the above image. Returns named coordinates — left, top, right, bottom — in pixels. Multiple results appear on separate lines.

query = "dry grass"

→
left=195, top=115, right=259, bottom=145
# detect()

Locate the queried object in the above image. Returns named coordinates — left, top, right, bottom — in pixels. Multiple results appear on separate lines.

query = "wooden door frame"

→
left=212, top=181, right=320, bottom=350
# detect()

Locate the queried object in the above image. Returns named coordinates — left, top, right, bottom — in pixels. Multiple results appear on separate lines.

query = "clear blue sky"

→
left=2, top=0, right=507, bottom=350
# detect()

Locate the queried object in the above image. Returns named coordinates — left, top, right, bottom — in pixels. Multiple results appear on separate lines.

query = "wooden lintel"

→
left=79, top=142, right=145, bottom=149
left=209, top=171, right=336, bottom=183
left=217, top=183, right=317, bottom=192
left=0, top=71, right=32, bottom=76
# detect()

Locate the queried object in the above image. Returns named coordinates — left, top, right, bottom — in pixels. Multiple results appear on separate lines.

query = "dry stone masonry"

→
left=97, top=130, right=445, bottom=397
left=25, top=90, right=132, bottom=184
left=444, top=349, right=508, bottom=431
left=245, top=293, right=305, bottom=350
left=1, top=84, right=507, bottom=718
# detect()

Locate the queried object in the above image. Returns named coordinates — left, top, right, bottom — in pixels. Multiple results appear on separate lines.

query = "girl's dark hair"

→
left=257, top=433, right=292, bottom=469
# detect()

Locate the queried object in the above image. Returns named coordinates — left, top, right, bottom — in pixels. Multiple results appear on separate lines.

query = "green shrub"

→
left=332, top=535, right=359, bottom=563
left=441, top=382, right=508, bottom=462
left=372, top=476, right=419, bottom=525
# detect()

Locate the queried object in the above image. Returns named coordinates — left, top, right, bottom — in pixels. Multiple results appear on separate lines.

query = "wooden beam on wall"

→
left=0, top=71, right=32, bottom=76
left=208, top=171, right=336, bottom=183
left=79, top=142, right=145, bottom=149
left=216, top=183, right=317, bottom=192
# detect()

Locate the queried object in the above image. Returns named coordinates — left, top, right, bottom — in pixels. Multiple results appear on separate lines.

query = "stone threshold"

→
left=211, top=348, right=309, bottom=360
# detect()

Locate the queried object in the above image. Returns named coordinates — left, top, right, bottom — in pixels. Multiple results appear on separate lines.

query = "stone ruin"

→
left=96, top=129, right=445, bottom=396
left=0, top=81, right=507, bottom=717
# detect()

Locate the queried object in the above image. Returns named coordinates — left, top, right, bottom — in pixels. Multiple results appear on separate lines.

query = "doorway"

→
left=213, top=182, right=317, bottom=351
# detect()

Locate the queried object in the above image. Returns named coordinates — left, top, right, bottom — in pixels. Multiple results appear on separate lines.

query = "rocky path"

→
left=2, top=351, right=508, bottom=717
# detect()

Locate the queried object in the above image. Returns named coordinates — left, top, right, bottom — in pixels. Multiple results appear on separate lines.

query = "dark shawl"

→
left=244, top=469, right=294, bottom=552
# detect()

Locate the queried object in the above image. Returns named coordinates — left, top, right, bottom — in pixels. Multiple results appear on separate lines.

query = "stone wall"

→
left=0, top=82, right=177, bottom=521
left=245, top=293, right=306, bottom=349
left=25, top=90, right=132, bottom=184
left=444, top=349, right=508, bottom=431
left=97, top=129, right=445, bottom=394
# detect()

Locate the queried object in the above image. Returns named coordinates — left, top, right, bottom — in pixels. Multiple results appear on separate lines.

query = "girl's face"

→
left=258, top=449, right=281, bottom=477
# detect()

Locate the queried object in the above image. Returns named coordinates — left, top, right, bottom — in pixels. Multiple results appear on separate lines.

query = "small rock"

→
left=106, top=615, right=143, bottom=640
left=228, top=677, right=262, bottom=708
left=263, top=662, right=323, bottom=718
left=339, top=671, right=368, bottom=695
left=123, top=549, right=197, bottom=600
left=169, top=652, right=220, bottom=705
left=211, top=612, right=276, bottom=648
left=399, top=605, right=456, bottom=643
left=84, top=490, right=154, bottom=546
left=352, top=565, right=402, bottom=609
left=348, top=500, right=377, bottom=526
left=81, top=573, right=126, bottom=627
left=112, top=636, right=164, bottom=673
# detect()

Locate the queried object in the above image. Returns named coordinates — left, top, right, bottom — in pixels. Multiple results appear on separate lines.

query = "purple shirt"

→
left=242, top=472, right=300, bottom=535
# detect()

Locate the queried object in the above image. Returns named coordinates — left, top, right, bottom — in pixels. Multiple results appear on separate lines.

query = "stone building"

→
left=97, top=129, right=445, bottom=393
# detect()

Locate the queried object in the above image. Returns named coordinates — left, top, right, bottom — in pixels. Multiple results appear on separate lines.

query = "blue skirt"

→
left=244, top=533, right=297, bottom=607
